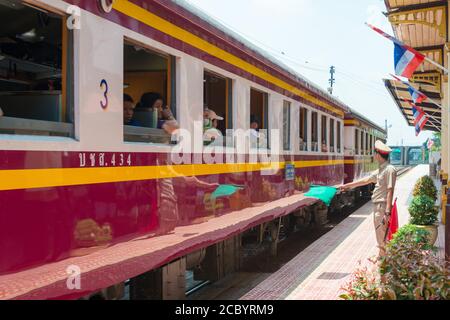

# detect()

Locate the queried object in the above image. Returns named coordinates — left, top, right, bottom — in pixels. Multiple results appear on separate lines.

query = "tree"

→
left=431, top=133, right=441, bottom=152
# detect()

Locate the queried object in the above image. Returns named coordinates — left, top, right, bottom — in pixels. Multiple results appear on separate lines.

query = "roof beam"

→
left=386, top=1, right=447, bottom=14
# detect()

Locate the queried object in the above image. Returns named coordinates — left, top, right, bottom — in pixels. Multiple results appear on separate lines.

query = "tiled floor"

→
left=241, top=165, right=444, bottom=300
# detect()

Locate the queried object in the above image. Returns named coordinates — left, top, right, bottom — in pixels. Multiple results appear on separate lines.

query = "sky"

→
left=186, top=0, right=433, bottom=146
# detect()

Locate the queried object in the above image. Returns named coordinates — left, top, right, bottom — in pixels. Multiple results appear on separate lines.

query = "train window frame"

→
left=321, top=114, right=328, bottom=153
left=365, top=131, right=369, bottom=155
left=311, top=111, right=319, bottom=152
left=250, top=87, right=269, bottom=150
left=355, top=128, right=359, bottom=155
left=299, top=106, right=308, bottom=152
left=283, top=100, right=291, bottom=151
left=0, top=2, right=75, bottom=139
left=369, top=134, right=373, bottom=155
left=329, top=118, right=335, bottom=153
left=203, top=69, right=233, bottom=148
left=123, top=38, right=178, bottom=145
left=360, top=130, right=364, bottom=156
left=337, top=120, right=342, bottom=154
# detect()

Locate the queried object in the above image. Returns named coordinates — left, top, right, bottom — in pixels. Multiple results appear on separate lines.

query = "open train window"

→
left=299, top=107, right=308, bottom=151
left=123, top=40, right=177, bottom=144
left=203, top=70, right=232, bottom=146
left=311, top=111, right=318, bottom=152
left=360, top=130, right=364, bottom=156
left=355, top=129, right=359, bottom=155
left=321, top=115, right=327, bottom=152
left=337, top=121, right=342, bottom=153
left=0, top=0, right=74, bottom=137
left=365, top=132, right=369, bottom=155
left=329, top=118, right=335, bottom=153
left=250, top=88, right=268, bottom=149
left=283, top=101, right=291, bottom=151
left=370, top=134, right=374, bottom=155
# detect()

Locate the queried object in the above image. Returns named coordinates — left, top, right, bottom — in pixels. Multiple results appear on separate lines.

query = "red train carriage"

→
left=0, top=0, right=382, bottom=300
left=343, top=110, right=387, bottom=184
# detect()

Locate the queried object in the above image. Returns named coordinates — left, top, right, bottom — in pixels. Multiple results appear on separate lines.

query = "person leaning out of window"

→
left=134, top=92, right=179, bottom=134
left=203, top=107, right=224, bottom=145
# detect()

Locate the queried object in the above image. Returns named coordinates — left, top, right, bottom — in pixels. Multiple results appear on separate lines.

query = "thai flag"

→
left=391, top=74, right=428, bottom=104
left=412, top=104, right=428, bottom=136
left=404, top=99, right=428, bottom=136
left=394, top=44, right=425, bottom=79
left=408, top=85, right=428, bottom=104
left=367, top=24, right=425, bottom=79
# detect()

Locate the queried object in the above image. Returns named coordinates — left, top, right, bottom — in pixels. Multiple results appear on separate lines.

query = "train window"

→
left=329, top=118, right=335, bottom=153
left=321, top=115, right=327, bottom=152
left=369, top=134, right=373, bottom=155
left=360, top=130, right=364, bottom=156
left=250, top=88, right=269, bottom=149
left=0, top=1, right=74, bottom=137
left=355, top=129, right=359, bottom=155
left=283, top=101, right=291, bottom=151
left=337, top=121, right=342, bottom=153
left=204, top=71, right=232, bottom=146
left=123, top=41, right=177, bottom=144
left=299, top=107, right=308, bottom=151
left=365, top=132, right=369, bottom=155
left=311, top=111, right=318, bottom=152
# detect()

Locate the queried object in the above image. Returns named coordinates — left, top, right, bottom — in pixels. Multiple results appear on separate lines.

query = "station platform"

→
left=241, top=165, right=446, bottom=300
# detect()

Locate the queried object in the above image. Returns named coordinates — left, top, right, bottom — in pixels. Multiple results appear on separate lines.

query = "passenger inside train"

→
left=124, top=41, right=178, bottom=143
left=250, top=115, right=267, bottom=149
left=203, top=107, right=224, bottom=145
left=133, top=92, right=179, bottom=134
left=123, top=94, right=141, bottom=126
left=204, top=71, right=228, bottom=137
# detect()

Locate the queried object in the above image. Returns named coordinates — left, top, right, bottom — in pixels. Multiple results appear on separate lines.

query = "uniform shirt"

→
left=369, top=162, right=397, bottom=204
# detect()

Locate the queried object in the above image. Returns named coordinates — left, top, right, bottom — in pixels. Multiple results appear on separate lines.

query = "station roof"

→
left=383, top=0, right=446, bottom=132
left=384, top=78, right=442, bottom=132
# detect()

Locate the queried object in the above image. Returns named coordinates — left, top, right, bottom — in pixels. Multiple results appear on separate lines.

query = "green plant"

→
left=341, top=232, right=449, bottom=300
left=413, top=176, right=437, bottom=202
left=390, top=224, right=433, bottom=250
left=408, top=195, right=439, bottom=226
left=380, top=233, right=449, bottom=300
left=339, top=259, right=382, bottom=300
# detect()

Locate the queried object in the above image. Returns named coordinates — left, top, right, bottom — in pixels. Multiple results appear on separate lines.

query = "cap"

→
left=205, top=109, right=224, bottom=121
left=375, top=140, right=392, bottom=155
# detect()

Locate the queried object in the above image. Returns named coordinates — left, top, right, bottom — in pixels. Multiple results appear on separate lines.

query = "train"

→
left=0, top=0, right=386, bottom=300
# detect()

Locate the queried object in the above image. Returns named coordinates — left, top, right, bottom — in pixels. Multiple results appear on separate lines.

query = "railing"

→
left=0, top=116, right=73, bottom=137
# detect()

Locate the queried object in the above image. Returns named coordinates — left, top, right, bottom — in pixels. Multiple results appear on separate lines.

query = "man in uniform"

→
left=340, top=140, right=397, bottom=256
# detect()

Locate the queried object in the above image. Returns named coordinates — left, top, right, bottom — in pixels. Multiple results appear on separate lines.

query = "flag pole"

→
left=424, top=56, right=449, bottom=74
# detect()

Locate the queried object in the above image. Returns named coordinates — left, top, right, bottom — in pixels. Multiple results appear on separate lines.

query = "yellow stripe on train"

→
left=0, top=160, right=346, bottom=191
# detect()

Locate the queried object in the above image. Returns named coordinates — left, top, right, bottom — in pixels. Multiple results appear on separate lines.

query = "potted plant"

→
left=413, top=175, right=438, bottom=202
left=408, top=195, right=439, bottom=245
left=389, top=224, right=432, bottom=250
